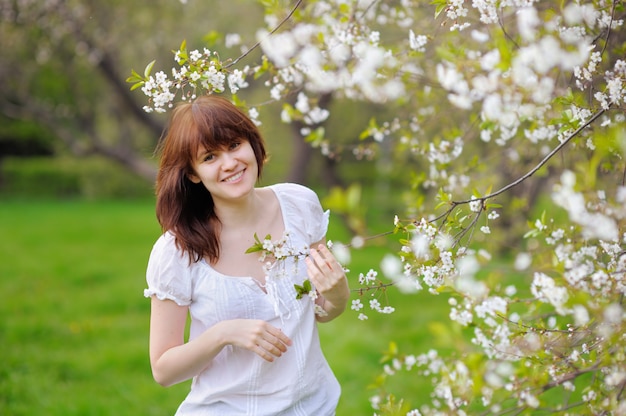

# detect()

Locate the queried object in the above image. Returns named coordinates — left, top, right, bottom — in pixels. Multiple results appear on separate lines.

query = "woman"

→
left=144, top=94, right=350, bottom=415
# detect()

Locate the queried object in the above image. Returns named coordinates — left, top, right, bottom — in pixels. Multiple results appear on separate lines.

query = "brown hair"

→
left=155, top=95, right=267, bottom=263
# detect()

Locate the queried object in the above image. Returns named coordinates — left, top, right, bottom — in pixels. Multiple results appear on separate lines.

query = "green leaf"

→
left=304, top=127, right=325, bottom=146
left=173, top=40, right=188, bottom=65
left=432, top=0, right=447, bottom=19
left=245, top=245, right=262, bottom=254
left=523, top=229, right=540, bottom=239
left=143, top=60, right=156, bottom=78
left=203, top=30, right=222, bottom=46
left=434, top=200, right=449, bottom=210
left=126, top=69, right=144, bottom=84
left=294, top=279, right=312, bottom=300
left=254, top=56, right=270, bottom=79
left=129, top=81, right=145, bottom=91
left=245, top=232, right=264, bottom=253
left=359, top=118, right=379, bottom=140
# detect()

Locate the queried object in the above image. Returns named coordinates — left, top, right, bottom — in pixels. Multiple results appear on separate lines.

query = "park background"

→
left=2, top=1, right=625, bottom=415
left=0, top=1, right=444, bottom=414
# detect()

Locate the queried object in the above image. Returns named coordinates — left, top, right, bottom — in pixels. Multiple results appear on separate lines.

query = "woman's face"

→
left=187, top=139, right=259, bottom=203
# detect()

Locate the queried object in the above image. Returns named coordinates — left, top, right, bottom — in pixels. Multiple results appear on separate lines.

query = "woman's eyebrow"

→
left=195, top=147, right=211, bottom=159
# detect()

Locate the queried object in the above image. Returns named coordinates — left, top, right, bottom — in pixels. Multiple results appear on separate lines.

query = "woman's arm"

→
left=306, top=241, right=350, bottom=323
left=148, top=297, right=293, bottom=387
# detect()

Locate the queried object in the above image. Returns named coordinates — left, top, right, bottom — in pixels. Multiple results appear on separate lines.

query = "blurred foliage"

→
left=0, top=116, right=55, bottom=157
left=0, top=157, right=154, bottom=200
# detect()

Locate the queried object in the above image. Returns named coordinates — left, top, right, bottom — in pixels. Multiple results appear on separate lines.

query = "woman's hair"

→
left=155, top=94, right=267, bottom=263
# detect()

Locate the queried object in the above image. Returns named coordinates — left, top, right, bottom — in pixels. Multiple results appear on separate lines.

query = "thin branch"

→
left=536, top=400, right=587, bottom=414
left=224, top=0, right=304, bottom=69
left=599, top=0, right=618, bottom=56
left=482, top=403, right=527, bottom=416
left=541, top=361, right=601, bottom=392
left=454, top=109, right=606, bottom=205
left=353, top=281, right=394, bottom=295
left=617, top=378, right=626, bottom=401
left=497, top=7, right=520, bottom=50
left=496, top=312, right=593, bottom=336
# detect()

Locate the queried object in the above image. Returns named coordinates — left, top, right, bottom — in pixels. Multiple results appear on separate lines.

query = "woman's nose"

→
left=220, top=152, right=237, bottom=169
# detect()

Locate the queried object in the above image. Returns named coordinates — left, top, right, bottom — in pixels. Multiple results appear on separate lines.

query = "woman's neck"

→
left=213, top=187, right=265, bottom=230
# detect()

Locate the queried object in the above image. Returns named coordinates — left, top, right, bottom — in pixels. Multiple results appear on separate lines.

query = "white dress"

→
left=145, top=183, right=340, bottom=416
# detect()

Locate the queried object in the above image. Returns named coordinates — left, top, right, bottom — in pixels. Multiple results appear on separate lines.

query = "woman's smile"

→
left=222, top=169, right=245, bottom=183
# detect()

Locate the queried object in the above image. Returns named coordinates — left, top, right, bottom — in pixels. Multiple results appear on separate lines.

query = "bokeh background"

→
left=0, top=1, right=444, bottom=414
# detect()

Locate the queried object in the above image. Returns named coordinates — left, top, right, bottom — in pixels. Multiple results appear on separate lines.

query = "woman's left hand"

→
left=305, top=244, right=350, bottom=321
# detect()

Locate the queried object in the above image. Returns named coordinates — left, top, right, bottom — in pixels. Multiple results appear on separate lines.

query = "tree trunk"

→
left=285, top=92, right=343, bottom=188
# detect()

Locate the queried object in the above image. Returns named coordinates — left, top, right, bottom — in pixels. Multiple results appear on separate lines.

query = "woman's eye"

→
left=203, top=154, right=215, bottom=162
left=230, top=141, right=241, bottom=150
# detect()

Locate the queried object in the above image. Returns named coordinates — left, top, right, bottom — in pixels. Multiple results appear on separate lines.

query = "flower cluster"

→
left=247, top=233, right=338, bottom=318
left=128, top=41, right=252, bottom=113
left=349, top=267, right=396, bottom=321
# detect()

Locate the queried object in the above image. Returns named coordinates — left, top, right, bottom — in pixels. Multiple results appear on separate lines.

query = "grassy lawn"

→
left=0, top=199, right=448, bottom=415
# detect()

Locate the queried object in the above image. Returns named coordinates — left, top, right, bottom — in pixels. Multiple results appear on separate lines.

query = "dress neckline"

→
left=200, top=185, right=287, bottom=282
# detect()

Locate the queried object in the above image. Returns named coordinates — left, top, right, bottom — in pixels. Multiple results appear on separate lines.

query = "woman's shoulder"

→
left=268, top=183, right=329, bottom=241
left=145, top=231, right=196, bottom=306
left=151, top=230, right=176, bottom=252
left=149, top=231, right=193, bottom=265
left=269, top=182, right=319, bottom=203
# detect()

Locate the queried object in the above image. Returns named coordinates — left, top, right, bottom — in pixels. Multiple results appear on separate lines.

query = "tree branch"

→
left=454, top=109, right=606, bottom=205
left=224, top=0, right=304, bottom=69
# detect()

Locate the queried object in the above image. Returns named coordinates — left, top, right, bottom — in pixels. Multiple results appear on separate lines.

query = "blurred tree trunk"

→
left=286, top=92, right=343, bottom=188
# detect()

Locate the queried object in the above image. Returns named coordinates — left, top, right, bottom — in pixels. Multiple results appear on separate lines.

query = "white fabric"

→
left=145, top=183, right=339, bottom=416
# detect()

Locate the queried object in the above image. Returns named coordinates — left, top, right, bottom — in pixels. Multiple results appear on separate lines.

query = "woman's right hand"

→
left=149, top=298, right=294, bottom=387
left=216, top=319, right=293, bottom=362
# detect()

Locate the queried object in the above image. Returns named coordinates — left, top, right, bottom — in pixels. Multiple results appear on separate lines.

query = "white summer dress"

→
left=144, top=183, right=341, bottom=416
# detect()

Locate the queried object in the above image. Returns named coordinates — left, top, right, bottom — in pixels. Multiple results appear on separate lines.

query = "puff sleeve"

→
left=144, top=232, right=193, bottom=306
left=276, top=183, right=329, bottom=244
left=305, top=191, right=329, bottom=244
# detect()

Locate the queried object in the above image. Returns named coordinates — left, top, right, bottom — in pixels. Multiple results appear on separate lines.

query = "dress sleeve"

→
left=280, top=183, right=329, bottom=244
left=308, top=201, right=330, bottom=244
left=144, top=232, right=193, bottom=306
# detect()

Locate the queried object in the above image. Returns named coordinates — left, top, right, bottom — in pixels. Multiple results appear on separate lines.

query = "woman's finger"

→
left=266, top=327, right=292, bottom=347
left=309, top=245, right=337, bottom=272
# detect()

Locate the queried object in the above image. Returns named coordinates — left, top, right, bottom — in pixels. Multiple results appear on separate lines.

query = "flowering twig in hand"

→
left=246, top=232, right=330, bottom=317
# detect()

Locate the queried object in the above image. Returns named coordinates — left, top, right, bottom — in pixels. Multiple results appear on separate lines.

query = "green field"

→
left=0, top=199, right=448, bottom=415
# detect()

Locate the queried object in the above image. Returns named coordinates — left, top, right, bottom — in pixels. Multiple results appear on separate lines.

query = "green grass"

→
left=0, top=199, right=447, bottom=415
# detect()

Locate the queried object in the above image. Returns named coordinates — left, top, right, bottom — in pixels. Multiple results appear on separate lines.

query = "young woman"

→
left=144, top=94, right=350, bottom=415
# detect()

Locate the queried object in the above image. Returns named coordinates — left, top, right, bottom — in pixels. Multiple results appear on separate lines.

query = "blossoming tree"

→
left=129, top=0, right=626, bottom=414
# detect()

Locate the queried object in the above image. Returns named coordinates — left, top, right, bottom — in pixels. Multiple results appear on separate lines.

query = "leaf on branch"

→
left=144, top=60, right=156, bottom=78
left=294, top=279, right=312, bottom=299
left=126, top=69, right=143, bottom=83
left=245, top=232, right=264, bottom=253
left=173, top=39, right=188, bottom=65
left=203, top=30, right=222, bottom=46
left=486, top=203, right=502, bottom=209
left=304, top=127, right=325, bottom=146
left=129, top=81, right=145, bottom=91
left=432, top=0, right=447, bottom=19
left=254, top=56, right=270, bottom=79
left=378, top=342, right=400, bottom=367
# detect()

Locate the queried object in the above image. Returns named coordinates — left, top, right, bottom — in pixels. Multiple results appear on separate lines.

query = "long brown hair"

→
left=155, top=95, right=267, bottom=263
